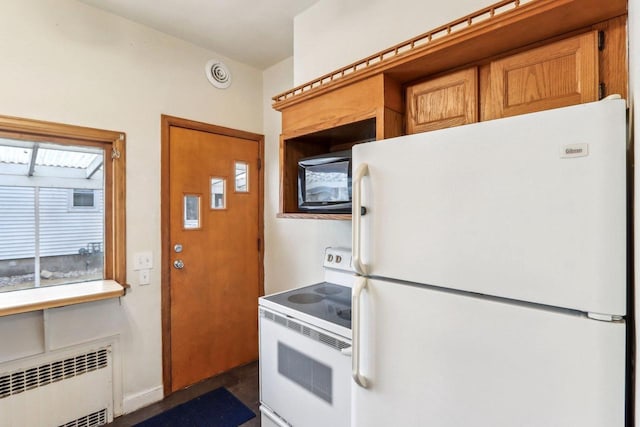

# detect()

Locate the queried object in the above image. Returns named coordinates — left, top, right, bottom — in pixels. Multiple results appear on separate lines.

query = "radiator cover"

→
left=0, top=346, right=113, bottom=427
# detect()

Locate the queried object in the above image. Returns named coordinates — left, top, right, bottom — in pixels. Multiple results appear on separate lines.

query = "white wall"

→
left=293, top=0, right=494, bottom=84
left=0, top=0, right=262, bottom=415
left=262, top=58, right=351, bottom=294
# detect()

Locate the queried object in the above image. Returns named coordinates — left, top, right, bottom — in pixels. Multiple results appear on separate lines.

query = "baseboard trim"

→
left=122, top=385, right=164, bottom=414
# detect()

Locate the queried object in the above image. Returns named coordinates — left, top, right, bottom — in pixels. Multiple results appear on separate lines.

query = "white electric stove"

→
left=259, top=247, right=354, bottom=427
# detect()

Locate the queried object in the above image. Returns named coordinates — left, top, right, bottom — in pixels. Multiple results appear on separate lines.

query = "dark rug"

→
left=135, top=387, right=256, bottom=427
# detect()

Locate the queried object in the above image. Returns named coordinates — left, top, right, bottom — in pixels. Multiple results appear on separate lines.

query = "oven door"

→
left=259, top=307, right=351, bottom=427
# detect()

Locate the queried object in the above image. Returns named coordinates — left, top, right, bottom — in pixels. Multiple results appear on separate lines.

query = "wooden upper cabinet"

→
left=486, top=31, right=599, bottom=120
left=281, top=74, right=403, bottom=140
left=406, top=67, right=478, bottom=134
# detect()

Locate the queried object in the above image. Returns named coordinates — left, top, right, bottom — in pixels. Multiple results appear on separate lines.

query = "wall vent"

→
left=205, top=59, right=232, bottom=89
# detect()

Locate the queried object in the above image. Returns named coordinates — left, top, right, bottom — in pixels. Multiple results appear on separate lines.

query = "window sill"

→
left=0, top=280, right=126, bottom=317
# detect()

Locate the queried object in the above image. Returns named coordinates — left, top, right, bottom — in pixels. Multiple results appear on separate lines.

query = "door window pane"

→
left=235, top=162, right=249, bottom=192
left=211, top=178, right=226, bottom=209
left=183, top=194, right=201, bottom=229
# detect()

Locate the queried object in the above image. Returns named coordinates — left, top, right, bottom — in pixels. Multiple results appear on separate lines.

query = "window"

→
left=72, top=189, right=95, bottom=208
left=183, top=194, right=201, bottom=229
left=210, top=177, right=226, bottom=209
left=234, top=161, right=249, bottom=192
left=0, top=115, right=125, bottom=297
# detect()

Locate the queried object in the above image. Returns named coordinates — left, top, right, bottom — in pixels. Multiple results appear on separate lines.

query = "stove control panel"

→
left=323, top=247, right=353, bottom=271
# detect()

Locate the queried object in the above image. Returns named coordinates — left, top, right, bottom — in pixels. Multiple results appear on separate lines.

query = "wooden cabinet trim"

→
left=276, top=213, right=351, bottom=220
left=281, top=110, right=377, bottom=141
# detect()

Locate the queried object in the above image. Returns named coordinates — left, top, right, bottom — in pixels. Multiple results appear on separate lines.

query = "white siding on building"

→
left=0, top=186, right=103, bottom=260
left=0, top=186, right=35, bottom=260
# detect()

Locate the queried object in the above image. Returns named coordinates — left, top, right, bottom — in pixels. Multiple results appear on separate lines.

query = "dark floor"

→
left=108, top=361, right=260, bottom=427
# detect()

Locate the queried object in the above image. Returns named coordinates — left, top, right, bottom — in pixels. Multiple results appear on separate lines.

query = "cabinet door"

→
left=406, top=67, right=478, bottom=134
left=486, top=31, right=599, bottom=120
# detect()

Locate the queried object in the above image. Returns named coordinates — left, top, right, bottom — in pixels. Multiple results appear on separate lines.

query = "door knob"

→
left=173, top=259, right=185, bottom=269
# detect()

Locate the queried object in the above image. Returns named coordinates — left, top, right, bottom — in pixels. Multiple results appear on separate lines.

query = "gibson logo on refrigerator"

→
left=561, top=143, right=589, bottom=158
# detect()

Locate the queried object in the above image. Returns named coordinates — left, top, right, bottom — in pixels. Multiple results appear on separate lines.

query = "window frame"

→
left=0, top=114, right=126, bottom=312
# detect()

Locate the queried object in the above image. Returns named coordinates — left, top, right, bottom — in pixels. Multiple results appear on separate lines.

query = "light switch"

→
left=139, top=269, right=150, bottom=285
left=134, top=251, right=153, bottom=270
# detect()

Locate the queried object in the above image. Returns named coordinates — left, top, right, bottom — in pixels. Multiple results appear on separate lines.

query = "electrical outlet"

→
left=139, top=269, right=150, bottom=285
left=134, top=251, right=153, bottom=270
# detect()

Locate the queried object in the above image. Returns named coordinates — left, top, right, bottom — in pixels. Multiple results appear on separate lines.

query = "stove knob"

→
left=336, top=255, right=342, bottom=263
left=327, top=254, right=334, bottom=262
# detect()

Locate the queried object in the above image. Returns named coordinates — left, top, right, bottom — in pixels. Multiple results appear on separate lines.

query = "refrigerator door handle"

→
left=352, top=275, right=369, bottom=388
left=352, top=163, right=369, bottom=276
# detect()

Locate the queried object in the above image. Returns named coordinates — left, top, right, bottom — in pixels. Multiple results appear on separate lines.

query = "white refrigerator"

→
left=350, top=98, right=628, bottom=426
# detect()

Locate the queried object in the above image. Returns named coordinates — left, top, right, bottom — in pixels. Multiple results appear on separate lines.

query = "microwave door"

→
left=298, top=156, right=352, bottom=213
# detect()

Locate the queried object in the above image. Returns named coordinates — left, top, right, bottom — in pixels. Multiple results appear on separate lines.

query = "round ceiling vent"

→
left=205, top=59, right=232, bottom=89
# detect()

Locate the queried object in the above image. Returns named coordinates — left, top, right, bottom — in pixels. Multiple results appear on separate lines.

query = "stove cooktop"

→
left=262, top=281, right=351, bottom=330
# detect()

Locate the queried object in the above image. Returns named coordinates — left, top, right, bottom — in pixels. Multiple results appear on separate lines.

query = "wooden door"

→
left=162, top=117, right=263, bottom=393
left=406, top=67, right=478, bottom=134
left=485, top=31, right=599, bottom=120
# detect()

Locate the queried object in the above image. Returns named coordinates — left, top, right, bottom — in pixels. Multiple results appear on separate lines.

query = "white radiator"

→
left=0, top=346, right=113, bottom=427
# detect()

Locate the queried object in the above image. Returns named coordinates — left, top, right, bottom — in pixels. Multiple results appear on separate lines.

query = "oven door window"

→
left=278, top=342, right=332, bottom=403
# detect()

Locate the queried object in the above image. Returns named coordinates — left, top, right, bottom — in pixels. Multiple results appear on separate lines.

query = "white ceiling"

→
left=77, top=0, right=319, bottom=70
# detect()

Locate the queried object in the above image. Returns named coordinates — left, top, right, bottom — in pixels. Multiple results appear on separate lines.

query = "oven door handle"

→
left=352, top=163, right=369, bottom=276
left=352, top=276, right=369, bottom=388
left=341, top=346, right=352, bottom=356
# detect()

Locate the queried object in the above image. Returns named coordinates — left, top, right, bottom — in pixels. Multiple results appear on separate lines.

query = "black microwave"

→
left=297, top=150, right=352, bottom=213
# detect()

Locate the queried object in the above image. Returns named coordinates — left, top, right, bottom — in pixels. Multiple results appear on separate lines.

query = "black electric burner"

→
left=263, top=281, right=352, bottom=329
